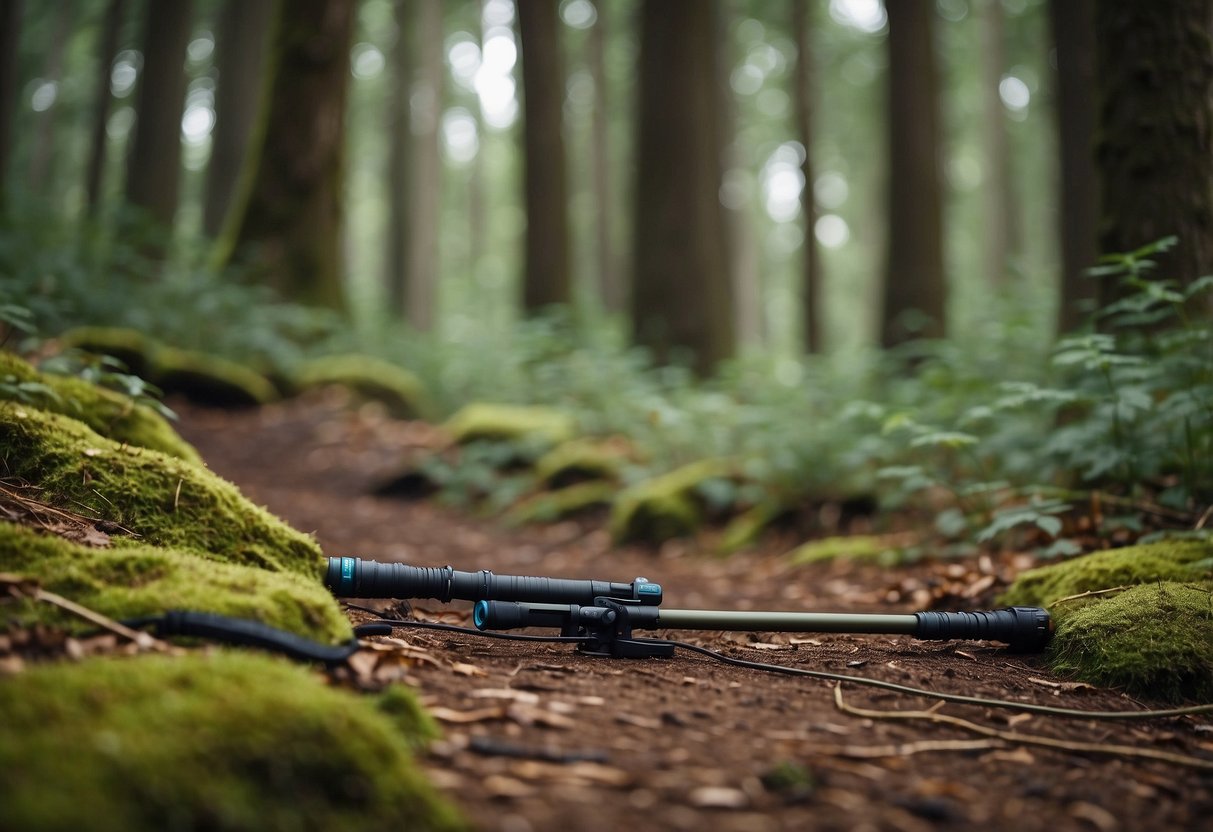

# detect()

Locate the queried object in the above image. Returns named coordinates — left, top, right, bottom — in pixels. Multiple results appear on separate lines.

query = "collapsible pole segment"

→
left=474, top=601, right=1053, bottom=654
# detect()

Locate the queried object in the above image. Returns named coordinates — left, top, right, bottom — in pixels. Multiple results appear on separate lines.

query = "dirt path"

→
left=178, top=398, right=1213, bottom=832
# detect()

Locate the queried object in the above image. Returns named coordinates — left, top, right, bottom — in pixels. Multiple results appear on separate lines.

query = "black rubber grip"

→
left=155, top=610, right=359, bottom=664
left=325, top=557, right=662, bottom=605
left=914, top=606, right=1053, bottom=652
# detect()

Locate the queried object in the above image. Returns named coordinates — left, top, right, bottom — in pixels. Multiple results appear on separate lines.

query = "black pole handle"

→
left=914, top=606, right=1052, bottom=652
left=325, top=557, right=663, bottom=606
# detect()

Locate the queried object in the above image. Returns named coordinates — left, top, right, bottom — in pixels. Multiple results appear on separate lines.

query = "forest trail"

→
left=178, top=399, right=1212, bottom=832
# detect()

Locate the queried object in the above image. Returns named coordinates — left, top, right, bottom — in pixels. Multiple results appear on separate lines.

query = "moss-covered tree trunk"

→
left=124, top=0, right=193, bottom=239
left=793, top=1, right=823, bottom=353
left=588, top=2, right=621, bottom=314
left=880, top=0, right=946, bottom=348
left=1050, top=0, right=1099, bottom=333
left=404, top=0, right=443, bottom=331
left=202, top=0, right=274, bottom=239
left=632, top=0, right=734, bottom=374
left=219, top=0, right=355, bottom=312
left=1094, top=0, right=1213, bottom=303
left=517, top=0, right=571, bottom=313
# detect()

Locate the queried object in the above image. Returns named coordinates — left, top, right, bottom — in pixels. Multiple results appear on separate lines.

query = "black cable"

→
left=356, top=612, right=1213, bottom=721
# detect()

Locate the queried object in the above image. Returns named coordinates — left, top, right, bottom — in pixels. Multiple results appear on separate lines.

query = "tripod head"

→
left=325, top=557, right=1053, bottom=658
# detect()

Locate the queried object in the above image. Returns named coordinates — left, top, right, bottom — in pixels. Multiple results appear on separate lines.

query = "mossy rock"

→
left=787, top=534, right=897, bottom=566
left=443, top=402, right=576, bottom=448
left=0, top=351, right=202, bottom=464
left=294, top=354, right=432, bottom=419
left=0, top=652, right=464, bottom=831
left=533, top=438, right=630, bottom=488
left=154, top=346, right=277, bottom=408
left=609, top=459, right=736, bottom=544
left=0, top=521, right=350, bottom=642
left=999, top=541, right=1213, bottom=608
left=1046, top=582, right=1213, bottom=701
left=0, top=405, right=323, bottom=575
left=504, top=481, right=617, bottom=526
left=57, top=325, right=157, bottom=377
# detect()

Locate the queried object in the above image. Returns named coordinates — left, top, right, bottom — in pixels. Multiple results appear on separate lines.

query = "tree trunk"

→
left=84, top=0, right=126, bottom=216
left=1049, top=0, right=1099, bottom=332
left=124, top=0, right=194, bottom=236
left=27, top=2, right=73, bottom=193
left=632, top=0, right=734, bottom=374
left=384, top=0, right=411, bottom=317
left=0, top=0, right=23, bottom=206
left=978, top=0, right=1015, bottom=288
left=588, top=2, right=621, bottom=314
left=220, top=0, right=356, bottom=311
left=793, top=0, right=824, bottom=353
left=404, top=0, right=443, bottom=331
left=203, top=0, right=274, bottom=239
left=517, top=0, right=571, bottom=313
left=881, top=0, right=946, bottom=348
left=1094, top=0, right=1213, bottom=303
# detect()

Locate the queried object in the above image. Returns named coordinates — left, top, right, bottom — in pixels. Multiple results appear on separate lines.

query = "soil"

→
left=177, top=396, right=1213, bottom=832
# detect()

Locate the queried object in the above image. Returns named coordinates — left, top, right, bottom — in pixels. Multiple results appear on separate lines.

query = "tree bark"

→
left=220, top=0, right=356, bottom=311
left=27, top=1, right=71, bottom=193
left=588, top=1, right=621, bottom=314
left=632, top=0, right=734, bottom=374
left=1049, top=0, right=1099, bottom=332
left=881, top=0, right=946, bottom=348
left=84, top=0, right=126, bottom=216
left=0, top=0, right=23, bottom=206
left=384, top=0, right=412, bottom=317
left=203, top=0, right=274, bottom=239
left=404, top=0, right=443, bottom=331
left=793, top=0, right=824, bottom=353
left=978, top=0, right=1016, bottom=289
left=1094, top=0, right=1213, bottom=303
left=517, top=0, right=571, bottom=313
left=124, top=0, right=194, bottom=236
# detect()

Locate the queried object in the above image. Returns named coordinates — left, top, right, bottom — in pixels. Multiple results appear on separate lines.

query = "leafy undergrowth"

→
left=0, top=652, right=463, bottom=831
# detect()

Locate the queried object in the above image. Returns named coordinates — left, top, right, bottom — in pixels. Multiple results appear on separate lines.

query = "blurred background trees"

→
left=1, top=0, right=1209, bottom=364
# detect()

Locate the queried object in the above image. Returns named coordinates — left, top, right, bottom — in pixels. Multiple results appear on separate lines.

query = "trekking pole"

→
left=326, top=557, right=1052, bottom=659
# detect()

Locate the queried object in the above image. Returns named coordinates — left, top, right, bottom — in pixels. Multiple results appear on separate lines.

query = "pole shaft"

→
left=656, top=609, right=920, bottom=634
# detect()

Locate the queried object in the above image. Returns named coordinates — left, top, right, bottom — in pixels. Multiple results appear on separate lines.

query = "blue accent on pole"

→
left=638, top=583, right=661, bottom=595
left=341, top=557, right=355, bottom=595
left=473, top=600, right=489, bottom=630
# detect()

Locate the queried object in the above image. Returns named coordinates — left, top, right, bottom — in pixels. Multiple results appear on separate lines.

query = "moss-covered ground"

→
left=444, top=402, right=576, bottom=447
left=609, top=458, right=736, bottom=543
left=0, top=351, right=201, bottom=463
left=293, top=354, right=432, bottom=419
left=0, top=521, right=350, bottom=642
left=1001, top=541, right=1213, bottom=700
left=0, top=404, right=324, bottom=575
left=0, top=652, right=464, bottom=831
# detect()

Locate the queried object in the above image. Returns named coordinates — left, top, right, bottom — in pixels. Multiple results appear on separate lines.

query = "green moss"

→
left=999, top=541, right=1213, bottom=608
left=154, top=346, right=278, bottom=407
left=57, top=326, right=157, bottom=377
left=294, top=354, right=433, bottom=419
left=787, top=535, right=896, bottom=566
left=503, top=481, right=617, bottom=526
left=609, top=459, right=736, bottom=544
left=0, top=351, right=202, bottom=463
left=444, top=402, right=576, bottom=448
left=0, top=405, right=324, bottom=575
left=1047, top=582, right=1213, bottom=701
left=0, top=652, right=465, bottom=831
left=533, top=438, right=629, bottom=487
left=0, top=521, right=350, bottom=642
left=719, top=501, right=786, bottom=555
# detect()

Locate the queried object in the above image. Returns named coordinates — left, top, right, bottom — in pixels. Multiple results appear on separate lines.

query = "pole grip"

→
left=914, top=607, right=1052, bottom=652
left=325, top=557, right=454, bottom=601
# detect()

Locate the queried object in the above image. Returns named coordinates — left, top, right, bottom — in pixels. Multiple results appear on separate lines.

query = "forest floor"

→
left=178, top=397, right=1213, bottom=832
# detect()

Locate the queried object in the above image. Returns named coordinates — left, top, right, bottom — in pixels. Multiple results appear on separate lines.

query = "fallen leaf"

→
left=483, top=775, right=535, bottom=799
left=689, top=786, right=749, bottom=809
left=1069, top=801, right=1118, bottom=832
left=507, top=703, right=575, bottom=729
left=450, top=661, right=487, bottom=677
left=471, top=687, right=540, bottom=704
left=428, top=705, right=506, bottom=724
left=615, top=712, right=661, bottom=730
